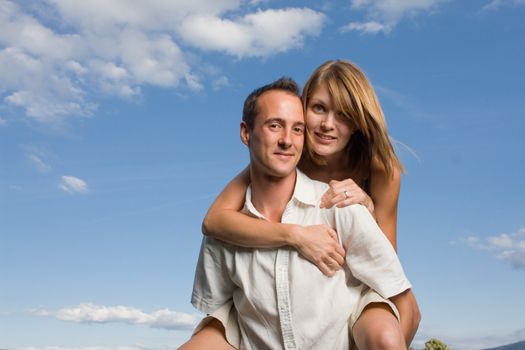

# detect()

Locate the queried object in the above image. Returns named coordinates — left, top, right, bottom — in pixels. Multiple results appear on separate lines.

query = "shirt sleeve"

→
left=191, top=237, right=236, bottom=314
left=335, top=204, right=412, bottom=299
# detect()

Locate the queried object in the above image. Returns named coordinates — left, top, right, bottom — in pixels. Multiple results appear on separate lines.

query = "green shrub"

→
left=424, top=338, right=451, bottom=350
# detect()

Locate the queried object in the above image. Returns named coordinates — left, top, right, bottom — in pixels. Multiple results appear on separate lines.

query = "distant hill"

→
left=482, top=340, right=525, bottom=350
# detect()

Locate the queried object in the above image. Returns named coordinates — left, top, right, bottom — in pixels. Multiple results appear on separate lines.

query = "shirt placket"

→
left=276, top=204, right=297, bottom=350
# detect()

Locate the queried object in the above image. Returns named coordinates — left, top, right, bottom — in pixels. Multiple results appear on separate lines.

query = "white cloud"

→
left=482, top=0, right=525, bottom=11
left=0, top=47, right=96, bottom=124
left=178, top=8, right=325, bottom=57
left=34, top=303, right=198, bottom=331
left=59, top=175, right=88, bottom=194
left=0, top=0, right=325, bottom=127
left=342, top=0, right=446, bottom=34
left=465, top=227, right=525, bottom=269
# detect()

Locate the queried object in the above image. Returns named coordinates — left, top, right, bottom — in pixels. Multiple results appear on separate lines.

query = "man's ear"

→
left=240, top=121, right=250, bottom=146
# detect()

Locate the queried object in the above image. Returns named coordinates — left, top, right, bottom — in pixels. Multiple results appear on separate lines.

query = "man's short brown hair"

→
left=242, top=77, right=300, bottom=129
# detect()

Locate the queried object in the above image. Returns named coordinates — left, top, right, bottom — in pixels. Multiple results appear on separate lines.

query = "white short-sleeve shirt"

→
left=192, top=170, right=411, bottom=350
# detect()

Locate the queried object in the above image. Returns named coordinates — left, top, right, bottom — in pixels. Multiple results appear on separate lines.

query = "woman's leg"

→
left=352, top=303, right=406, bottom=350
left=178, top=319, right=236, bottom=350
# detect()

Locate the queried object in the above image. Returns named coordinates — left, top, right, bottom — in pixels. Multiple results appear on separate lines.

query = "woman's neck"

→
left=299, top=153, right=356, bottom=184
left=299, top=154, right=350, bottom=183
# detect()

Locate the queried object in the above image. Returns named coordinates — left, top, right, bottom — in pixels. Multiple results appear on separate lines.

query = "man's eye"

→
left=293, top=126, right=305, bottom=134
left=269, top=123, right=280, bottom=129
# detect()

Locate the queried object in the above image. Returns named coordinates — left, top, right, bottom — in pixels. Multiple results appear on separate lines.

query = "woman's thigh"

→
left=178, top=319, right=236, bottom=350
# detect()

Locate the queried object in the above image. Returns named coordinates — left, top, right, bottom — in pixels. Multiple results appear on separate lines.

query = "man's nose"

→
left=278, top=129, right=292, bottom=148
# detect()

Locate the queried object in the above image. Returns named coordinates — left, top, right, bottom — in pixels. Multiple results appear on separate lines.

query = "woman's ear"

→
left=240, top=121, right=250, bottom=146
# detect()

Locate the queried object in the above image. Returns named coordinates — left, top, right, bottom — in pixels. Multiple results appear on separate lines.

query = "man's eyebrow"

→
left=265, top=118, right=305, bottom=124
left=264, top=118, right=285, bottom=124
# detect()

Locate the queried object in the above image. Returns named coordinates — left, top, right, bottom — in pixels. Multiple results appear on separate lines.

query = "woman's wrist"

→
left=284, top=224, right=302, bottom=249
left=364, top=196, right=375, bottom=216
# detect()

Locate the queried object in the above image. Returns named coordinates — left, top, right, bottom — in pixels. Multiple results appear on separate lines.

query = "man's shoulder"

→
left=201, top=236, right=236, bottom=255
left=295, top=170, right=329, bottom=204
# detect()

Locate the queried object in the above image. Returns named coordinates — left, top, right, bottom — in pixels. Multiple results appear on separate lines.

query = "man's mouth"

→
left=274, top=152, right=294, bottom=157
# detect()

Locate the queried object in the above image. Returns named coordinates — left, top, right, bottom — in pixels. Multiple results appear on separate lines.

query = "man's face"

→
left=241, top=90, right=305, bottom=179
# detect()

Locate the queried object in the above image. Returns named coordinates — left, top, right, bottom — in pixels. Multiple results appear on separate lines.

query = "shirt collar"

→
left=243, top=169, right=318, bottom=219
left=292, top=169, right=318, bottom=206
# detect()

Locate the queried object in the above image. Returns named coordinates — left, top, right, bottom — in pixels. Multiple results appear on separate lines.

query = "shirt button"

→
left=285, top=341, right=295, bottom=349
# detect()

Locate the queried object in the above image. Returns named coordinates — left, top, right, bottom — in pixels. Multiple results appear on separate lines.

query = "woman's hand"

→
left=290, top=224, right=346, bottom=277
left=320, top=179, right=375, bottom=215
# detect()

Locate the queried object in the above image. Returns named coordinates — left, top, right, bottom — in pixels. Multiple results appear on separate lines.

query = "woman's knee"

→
left=178, top=320, right=235, bottom=350
left=370, top=325, right=405, bottom=350
left=353, top=303, right=406, bottom=350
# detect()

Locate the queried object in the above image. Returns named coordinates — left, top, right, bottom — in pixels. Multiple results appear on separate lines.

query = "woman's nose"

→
left=320, top=113, right=335, bottom=130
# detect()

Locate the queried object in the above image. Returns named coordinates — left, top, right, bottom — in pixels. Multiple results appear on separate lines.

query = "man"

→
left=189, top=78, right=411, bottom=349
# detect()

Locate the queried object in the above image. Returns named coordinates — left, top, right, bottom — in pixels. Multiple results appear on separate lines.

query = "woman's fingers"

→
left=321, top=179, right=368, bottom=209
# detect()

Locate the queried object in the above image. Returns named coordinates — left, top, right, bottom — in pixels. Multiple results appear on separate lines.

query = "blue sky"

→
left=1, top=0, right=524, bottom=349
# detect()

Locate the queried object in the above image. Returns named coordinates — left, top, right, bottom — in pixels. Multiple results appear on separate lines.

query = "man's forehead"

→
left=256, top=90, right=304, bottom=121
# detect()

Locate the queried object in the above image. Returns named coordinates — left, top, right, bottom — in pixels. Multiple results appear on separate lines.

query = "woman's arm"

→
left=368, top=159, right=401, bottom=249
left=203, top=168, right=346, bottom=276
left=319, top=161, right=400, bottom=248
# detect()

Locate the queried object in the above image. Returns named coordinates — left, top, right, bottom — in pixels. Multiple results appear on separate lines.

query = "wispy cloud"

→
left=463, top=227, right=525, bottom=269
left=341, top=0, right=447, bottom=34
left=59, top=175, right=88, bottom=194
left=15, top=345, right=184, bottom=350
left=212, top=76, right=231, bottom=91
left=23, top=145, right=52, bottom=173
left=340, top=21, right=386, bottom=34
left=0, top=1, right=325, bottom=127
left=31, top=303, right=199, bottom=331
left=17, top=347, right=148, bottom=350
left=482, top=0, right=525, bottom=11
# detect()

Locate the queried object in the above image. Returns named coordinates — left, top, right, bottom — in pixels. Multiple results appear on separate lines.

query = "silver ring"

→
left=344, top=190, right=349, bottom=199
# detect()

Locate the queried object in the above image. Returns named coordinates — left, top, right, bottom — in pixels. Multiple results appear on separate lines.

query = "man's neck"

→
left=249, top=168, right=297, bottom=223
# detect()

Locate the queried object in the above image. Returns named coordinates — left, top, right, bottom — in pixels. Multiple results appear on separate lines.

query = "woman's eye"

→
left=312, top=103, right=325, bottom=113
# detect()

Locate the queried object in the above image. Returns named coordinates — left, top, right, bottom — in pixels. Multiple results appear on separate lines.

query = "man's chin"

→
left=266, top=166, right=297, bottom=179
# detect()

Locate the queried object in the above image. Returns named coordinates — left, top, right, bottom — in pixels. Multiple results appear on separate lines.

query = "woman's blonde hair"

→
left=302, top=59, right=404, bottom=180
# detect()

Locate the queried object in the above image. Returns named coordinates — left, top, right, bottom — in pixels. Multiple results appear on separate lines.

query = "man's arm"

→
left=337, top=204, right=421, bottom=345
left=191, top=237, right=236, bottom=314
left=336, top=204, right=411, bottom=299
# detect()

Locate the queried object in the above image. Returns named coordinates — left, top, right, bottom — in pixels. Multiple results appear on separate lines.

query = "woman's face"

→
left=305, top=83, right=354, bottom=159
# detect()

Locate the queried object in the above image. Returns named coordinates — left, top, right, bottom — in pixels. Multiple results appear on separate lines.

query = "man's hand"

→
left=290, top=224, right=345, bottom=276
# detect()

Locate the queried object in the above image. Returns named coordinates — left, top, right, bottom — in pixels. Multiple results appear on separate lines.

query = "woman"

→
left=180, top=60, right=420, bottom=349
